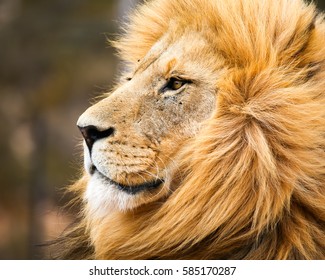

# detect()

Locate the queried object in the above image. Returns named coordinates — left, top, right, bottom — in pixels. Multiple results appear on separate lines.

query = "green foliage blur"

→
left=0, top=0, right=324, bottom=260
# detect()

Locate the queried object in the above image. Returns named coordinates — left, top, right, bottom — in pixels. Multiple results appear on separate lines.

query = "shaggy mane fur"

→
left=54, top=0, right=325, bottom=259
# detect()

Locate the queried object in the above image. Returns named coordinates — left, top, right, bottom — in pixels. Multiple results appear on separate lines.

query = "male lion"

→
left=55, top=0, right=325, bottom=259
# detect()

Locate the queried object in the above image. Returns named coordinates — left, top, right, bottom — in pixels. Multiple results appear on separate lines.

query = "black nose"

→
left=78, top=125, right=114, bottom=150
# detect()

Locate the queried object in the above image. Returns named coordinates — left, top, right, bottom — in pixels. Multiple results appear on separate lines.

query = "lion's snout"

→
left=78, top=125, right=115, bottom=151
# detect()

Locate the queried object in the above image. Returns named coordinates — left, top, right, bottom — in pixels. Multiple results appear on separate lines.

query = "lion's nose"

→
left=78, top=125, right=115, bottom=150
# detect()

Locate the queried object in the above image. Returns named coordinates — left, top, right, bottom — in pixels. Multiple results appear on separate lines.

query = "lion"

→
left=54, top=0, right=325, bottom=259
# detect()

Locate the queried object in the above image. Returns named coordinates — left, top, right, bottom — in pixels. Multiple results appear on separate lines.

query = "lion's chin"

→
left=84, top=170, right=166, bottom=217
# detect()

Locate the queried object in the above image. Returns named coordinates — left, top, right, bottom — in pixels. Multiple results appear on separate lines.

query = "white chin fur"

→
left=83, top=142, right=136, bottom=215
left=84, top=172, right=142, bottom=217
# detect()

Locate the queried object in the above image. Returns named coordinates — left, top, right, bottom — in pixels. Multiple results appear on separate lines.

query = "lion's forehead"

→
left=138, top=32, right=219, bottom=77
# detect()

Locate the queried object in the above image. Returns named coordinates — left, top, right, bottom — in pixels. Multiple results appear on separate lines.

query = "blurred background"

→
left=0, top=0, right=324, bottom=260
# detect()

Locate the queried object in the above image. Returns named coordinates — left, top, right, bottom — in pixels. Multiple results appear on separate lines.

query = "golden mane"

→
left=54, top=0, right=325, bottom=259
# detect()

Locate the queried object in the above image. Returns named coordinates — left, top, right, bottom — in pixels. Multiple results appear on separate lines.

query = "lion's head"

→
left=77, top=31, right=218, bottom=214
left=56, top=0, right=325, bottom=260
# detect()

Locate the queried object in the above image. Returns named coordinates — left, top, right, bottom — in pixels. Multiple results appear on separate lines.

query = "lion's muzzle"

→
left=78, top=125, right=115, bottom=151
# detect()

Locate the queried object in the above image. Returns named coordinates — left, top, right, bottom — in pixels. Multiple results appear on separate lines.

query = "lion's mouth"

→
left=110, top=177, right=164, bottom=195
left=92, top=165, right=164, bottom=195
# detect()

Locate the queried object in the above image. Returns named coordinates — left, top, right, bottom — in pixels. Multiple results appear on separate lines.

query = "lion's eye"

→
left=166, top=78, right=185, bottom=90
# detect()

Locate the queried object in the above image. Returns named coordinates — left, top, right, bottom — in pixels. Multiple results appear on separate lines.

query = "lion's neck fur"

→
left=56, top=0, right=325, bottom=259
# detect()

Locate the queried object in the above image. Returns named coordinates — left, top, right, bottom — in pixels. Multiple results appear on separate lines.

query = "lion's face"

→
left=77, top=32, right=219, bottom=215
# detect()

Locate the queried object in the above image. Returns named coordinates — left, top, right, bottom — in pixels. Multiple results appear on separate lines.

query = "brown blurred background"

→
left=0, top=0, right=324, bottom=259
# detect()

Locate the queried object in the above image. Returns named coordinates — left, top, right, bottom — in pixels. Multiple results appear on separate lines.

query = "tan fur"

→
left=57, top=0, right=325, bottom=259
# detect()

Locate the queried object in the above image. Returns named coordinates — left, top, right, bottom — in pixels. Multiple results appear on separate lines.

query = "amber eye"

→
left=167, top=78, right=185, bottom=90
